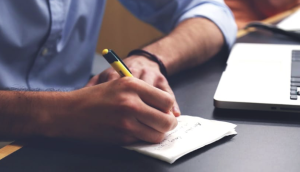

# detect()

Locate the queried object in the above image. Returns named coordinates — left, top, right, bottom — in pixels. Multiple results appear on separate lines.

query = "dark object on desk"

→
left=245, top=22, right=300, bottom=42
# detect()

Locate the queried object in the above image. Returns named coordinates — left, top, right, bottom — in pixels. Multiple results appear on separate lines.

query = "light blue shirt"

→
left=0, top=0, right=236, bottom=91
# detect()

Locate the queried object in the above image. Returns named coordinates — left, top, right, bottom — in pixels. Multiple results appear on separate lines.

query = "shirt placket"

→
left=28, top=0, right=65, bottom=89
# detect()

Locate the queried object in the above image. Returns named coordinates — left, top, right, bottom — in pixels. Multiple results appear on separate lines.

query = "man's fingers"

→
left=106, top=71, right=120, bottom=81
left=140, top=72, right=155, bottom=86
left=132, top=120, right=166, bottom=143
left=85, top=75, right=99, bottom=87
left=135, top=103, right=177, bottom=133
left=140, top=71, right=180, bottom=117
left=97, top=68, right=121, bottom=83
left=155, top=77, right=181, bottom=117
left=129, top=68, right=142, bottom=78
left=171, top=102, right=181, bottom=117
left=136, top=80, right=174, bottom=113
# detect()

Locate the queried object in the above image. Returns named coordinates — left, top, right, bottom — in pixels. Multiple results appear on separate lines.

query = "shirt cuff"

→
left=176, top=2, right=237, bottom=49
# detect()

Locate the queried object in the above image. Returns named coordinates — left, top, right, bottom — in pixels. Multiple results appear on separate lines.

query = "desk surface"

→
left=1, top=31, right=300, bottom=172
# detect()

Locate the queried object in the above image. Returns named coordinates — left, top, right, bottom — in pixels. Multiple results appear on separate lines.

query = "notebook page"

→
left=125, top=115, right=237, bottom=164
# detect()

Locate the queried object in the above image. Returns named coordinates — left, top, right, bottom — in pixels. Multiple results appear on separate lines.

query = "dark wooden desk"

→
left=0, top=30, right=300, bottom=172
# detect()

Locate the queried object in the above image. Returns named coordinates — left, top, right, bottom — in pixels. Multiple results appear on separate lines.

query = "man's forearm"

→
left=0, top=78, right=178, bottom=145
left=0, top=91, right=66, bottom=139
left=143, top=18, right=224, bottom=75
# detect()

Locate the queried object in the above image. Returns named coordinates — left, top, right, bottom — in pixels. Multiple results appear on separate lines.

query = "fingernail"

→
left=172, top=106, right=181, bottom=117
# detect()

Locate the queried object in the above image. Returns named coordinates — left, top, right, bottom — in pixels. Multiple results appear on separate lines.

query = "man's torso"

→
left=0, top=0, right=106, bottom=91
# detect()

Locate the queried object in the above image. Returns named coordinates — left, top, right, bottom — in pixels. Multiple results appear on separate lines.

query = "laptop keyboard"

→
left=291, top=50, right=300, bottom=100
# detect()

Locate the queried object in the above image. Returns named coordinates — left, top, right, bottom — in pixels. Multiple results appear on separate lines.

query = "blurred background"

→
left=96, top=0, right=300, bottom=58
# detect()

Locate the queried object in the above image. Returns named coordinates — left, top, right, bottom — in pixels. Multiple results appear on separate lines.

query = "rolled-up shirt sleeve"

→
left=119, top=0, right=237, bottom=48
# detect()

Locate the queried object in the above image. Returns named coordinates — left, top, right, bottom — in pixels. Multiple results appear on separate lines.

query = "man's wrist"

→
left=127, top=49, right=168, bottom=78
left=0, top=91, right=69, bottom=139
left=34, top=92, right=71, bottom=138
left=126, top=55, right=161, bottom=73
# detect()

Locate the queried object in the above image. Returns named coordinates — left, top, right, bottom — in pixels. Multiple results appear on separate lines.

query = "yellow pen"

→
left=102, top=49, right=133, bottom=77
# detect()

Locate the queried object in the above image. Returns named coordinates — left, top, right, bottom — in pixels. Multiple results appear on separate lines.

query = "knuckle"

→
left=141, top=68, right=150, bottom=75
left=164, top=94, right=175, bottom=108
left=157, top=75, right=167, bottom=83
left=118, top=77, right=139, bottom=90
left=118, top=98, right=140, bottom=113
left=118, top=118, right=133, bottom=132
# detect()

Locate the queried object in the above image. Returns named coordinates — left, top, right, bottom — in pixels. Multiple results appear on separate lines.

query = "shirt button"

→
left=42, top=48, right=48, bottom=56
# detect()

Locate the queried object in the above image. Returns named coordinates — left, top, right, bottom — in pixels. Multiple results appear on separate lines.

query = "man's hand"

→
left=86, top=55, right=181, bottom=117
left=86, top=18, right=226, bottom=118
left=48, top=77, right=177, bottom=145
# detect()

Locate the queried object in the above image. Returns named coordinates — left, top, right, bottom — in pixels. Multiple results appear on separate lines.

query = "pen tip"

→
left=102, top=49, right=109, bottom=55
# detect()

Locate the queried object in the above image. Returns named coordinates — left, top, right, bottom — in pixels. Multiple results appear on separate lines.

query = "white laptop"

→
left=214, top=43, right=300, bottom=112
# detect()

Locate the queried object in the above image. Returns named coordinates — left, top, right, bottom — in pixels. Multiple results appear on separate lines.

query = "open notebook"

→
left=125, top=115, right=237, bottom=164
